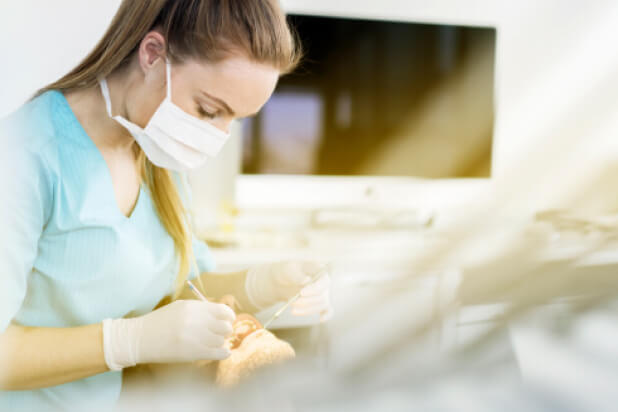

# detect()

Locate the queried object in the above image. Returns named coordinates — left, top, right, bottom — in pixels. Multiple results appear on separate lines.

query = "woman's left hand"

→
left=245, top=261, right=333, bottom=322
left=291, top=271, right=333, bottom=321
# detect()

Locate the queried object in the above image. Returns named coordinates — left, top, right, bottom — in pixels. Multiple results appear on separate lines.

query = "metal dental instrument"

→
left=262, top=264, right=329, bottom=329
left=186, top=279, right=208, bottom=302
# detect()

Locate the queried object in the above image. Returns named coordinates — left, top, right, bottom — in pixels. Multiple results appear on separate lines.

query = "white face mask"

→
left=99, top=60, right=231, bottom=172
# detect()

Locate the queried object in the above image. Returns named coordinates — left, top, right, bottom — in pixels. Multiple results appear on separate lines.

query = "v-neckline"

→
left=55, top=90, right=144, bottom=221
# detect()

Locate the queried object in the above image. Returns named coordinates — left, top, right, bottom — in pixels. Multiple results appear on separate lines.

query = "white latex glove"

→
left=245, top=261, right=333, bottom=322
left=102, top=299, right=236, bottom=371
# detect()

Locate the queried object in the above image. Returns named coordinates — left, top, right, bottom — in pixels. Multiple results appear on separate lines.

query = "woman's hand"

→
left=102, top=299, right=236, bottom=371
left=244, top=261, right=333, bottom=322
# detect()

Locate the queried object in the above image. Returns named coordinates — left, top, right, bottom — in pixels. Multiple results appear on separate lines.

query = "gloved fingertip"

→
left=218, top=304, right=237, bottom=322
left=291, top=307, right=306, bottom=316
left=320, top=309, right=334, bottom=322
left=301, top=279, right=329, bottom=295
left=300, top=287, right=320, bottom=298
left=292, top=298, right=308, bottom=309
left=292, top=298, right=314, bottom=310
left=302, top=261, right=323, bottom=274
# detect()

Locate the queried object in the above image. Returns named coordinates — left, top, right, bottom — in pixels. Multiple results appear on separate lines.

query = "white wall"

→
left=0, top=0, right=121, bottom=117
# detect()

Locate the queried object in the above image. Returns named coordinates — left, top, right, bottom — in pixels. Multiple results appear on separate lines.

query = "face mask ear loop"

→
left=99, top=78, right=114, bottom=118
left=165, top=59, right=173, bottom=99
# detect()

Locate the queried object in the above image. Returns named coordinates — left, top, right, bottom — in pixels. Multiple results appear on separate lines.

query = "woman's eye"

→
left=197, top=106, right=216, bottom=119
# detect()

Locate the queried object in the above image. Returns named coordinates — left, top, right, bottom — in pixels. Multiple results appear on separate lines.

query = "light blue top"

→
left=0, top=91, right=215, bottom=411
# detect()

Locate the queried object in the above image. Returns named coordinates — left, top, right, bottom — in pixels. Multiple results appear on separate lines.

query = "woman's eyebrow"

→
left=200, top=91, right=235, bottom=116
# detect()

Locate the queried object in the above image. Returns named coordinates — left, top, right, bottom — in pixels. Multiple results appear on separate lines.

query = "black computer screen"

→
left=242, top=15, right=496, bottom=178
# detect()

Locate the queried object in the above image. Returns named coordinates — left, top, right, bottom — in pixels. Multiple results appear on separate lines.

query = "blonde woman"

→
left=0, top=1, right=332, bottom=410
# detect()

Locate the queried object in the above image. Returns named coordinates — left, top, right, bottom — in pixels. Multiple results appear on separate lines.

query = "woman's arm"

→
left=0, top=324, right=108, bottom=391
left=179, top=270, right=260, bottom=313
left=1, top=298, right=237, bottom=391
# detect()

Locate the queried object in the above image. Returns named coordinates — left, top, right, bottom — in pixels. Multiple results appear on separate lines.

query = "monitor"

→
left=234, top=2, right=499, bottom=212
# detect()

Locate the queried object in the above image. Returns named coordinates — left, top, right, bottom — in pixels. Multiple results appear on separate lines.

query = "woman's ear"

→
left=138, top=31, right=167, bottom=75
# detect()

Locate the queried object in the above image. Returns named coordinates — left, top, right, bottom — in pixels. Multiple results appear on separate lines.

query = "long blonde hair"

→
left=37, top=0, right=301, bottom=300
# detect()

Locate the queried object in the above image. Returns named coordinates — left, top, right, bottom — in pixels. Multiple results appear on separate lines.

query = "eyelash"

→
left=197, top=106, right=217, bottom=119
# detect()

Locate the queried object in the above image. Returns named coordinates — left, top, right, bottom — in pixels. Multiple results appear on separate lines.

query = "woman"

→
left=0, top=1, right=332, bottom=410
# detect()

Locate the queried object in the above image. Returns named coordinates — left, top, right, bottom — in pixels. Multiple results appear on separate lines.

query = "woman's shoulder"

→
left=1, top=91, right=67, bottom=170
left=0, top=93, right=65, bottom=189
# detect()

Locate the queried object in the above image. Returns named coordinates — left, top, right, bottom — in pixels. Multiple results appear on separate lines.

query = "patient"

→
left=198, top=295, right=296, bottom=387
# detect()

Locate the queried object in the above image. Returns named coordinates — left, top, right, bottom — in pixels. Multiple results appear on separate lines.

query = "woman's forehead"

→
left=175, top=56, right=280, bottom=117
